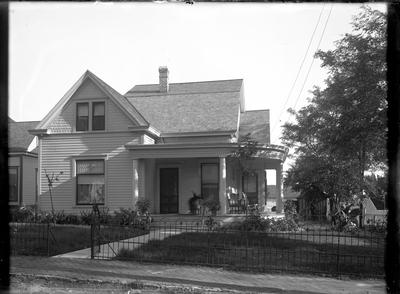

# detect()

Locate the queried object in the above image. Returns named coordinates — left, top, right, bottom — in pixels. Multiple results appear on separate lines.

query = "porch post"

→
left=132, top=159, right=139, bottom=206
left=276, top=162, right=284, bottom=213
left=219, top=157, right=227, bottom=215
left=138, top=159, right=146, bottom=200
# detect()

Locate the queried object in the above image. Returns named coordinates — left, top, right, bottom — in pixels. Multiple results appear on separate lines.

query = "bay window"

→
left=76, top=160, right=105, bottom=205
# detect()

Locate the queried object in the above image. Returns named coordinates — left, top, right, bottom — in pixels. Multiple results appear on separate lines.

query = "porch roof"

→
left=125, top=142, right=287, bottom=161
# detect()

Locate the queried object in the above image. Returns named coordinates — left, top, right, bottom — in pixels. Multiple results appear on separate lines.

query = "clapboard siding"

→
left=22, top=156, right=38, bottom=206
left=46, top=79, right=136, bottom=133
left=39, top=133, right=140, bottom=214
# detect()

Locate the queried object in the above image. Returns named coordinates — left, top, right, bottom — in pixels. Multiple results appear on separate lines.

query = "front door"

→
left=160, top=168, right=179, bottom=214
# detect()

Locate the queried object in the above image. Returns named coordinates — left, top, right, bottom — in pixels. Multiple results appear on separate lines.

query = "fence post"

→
left=46, top=222, right=50, bottom=257
left=336, top=231, right=340, bottom=276
left=90, top=221, right=94, bottom=259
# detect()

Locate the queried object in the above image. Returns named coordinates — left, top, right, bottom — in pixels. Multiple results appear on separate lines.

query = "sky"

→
left=9, top=2, right=386, bottom=148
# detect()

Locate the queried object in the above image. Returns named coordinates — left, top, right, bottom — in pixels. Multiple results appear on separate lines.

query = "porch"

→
left=126, top=143, right=287, bottom=216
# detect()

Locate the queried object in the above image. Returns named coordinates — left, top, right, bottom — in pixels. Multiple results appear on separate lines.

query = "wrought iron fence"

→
left=91, top=219, right=385, bottom=278
left=10, top=222, right=57, bottom=256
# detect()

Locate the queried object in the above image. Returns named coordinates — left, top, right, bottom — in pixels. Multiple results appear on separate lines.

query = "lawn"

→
left=116, top=230, right=384, bottom=277
left=10, top=223, right=147, bottom=256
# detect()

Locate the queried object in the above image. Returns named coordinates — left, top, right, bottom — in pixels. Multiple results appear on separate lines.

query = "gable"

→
left=36, top=71, right=149, bottom=133
left=70, top=78, right=107, bottom=100
left=46, top=93, right=137, bottom=133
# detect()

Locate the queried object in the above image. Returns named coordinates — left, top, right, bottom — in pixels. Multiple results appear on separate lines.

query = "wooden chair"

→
left=227, top=193, right=246, bottom=214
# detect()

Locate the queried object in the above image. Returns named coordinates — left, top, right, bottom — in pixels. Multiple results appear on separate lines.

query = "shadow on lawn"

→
left=116, top=231, right=384, bottom=277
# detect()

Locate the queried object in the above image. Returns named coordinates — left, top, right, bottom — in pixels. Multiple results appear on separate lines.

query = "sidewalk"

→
left=53, top=228, right=184, bottom=259
left=10, top=256, right=385, bottom=293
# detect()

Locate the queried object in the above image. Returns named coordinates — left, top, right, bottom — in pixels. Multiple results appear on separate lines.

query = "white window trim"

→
left=72, top=155, right=108, bottom=206
left=74, top=100, right=107, bottom=133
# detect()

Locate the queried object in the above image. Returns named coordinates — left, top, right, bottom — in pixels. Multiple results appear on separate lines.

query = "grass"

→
left=116, top=230, right=384, bottom=277
left=10, top=222, right=148, bottom=256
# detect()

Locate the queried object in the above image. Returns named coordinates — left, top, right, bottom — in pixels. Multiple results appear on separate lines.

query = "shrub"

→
left=80, top=210, right=94, bottom=225
left=284, top=200, right=298, bottom=221
left=10, top=206, right=36, bottom=223
left=237, top=214, right=302, bottom=232
left=135, top=199, right=151, bottom=215
left=204, top=216, right=219, bottom=231
left=113, top=208, right=137, bottom=226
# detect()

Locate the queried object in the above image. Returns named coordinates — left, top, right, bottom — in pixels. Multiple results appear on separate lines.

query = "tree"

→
left=282, top=6, right=387, bottom=208
left=44, top=169, right=63, bottom=223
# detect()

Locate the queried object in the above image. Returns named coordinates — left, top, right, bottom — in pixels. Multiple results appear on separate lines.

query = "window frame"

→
left=75, top=101, right=106, bottom=132
left=92, top=101, right=105, bottom=131
left=75, top=159, right=105, bottom=206
left=76, top=102, right=89, bottom=131
left=9, top=166, right=19, bottom=204
left=200, top=163, right=219, bottom=201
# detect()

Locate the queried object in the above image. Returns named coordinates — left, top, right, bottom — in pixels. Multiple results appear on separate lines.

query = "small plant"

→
left=284, top=200, right=298, bottom=221
left=113, top=208, right=137, bottom=226
left=44, top=169, right=64, bottom=223
left=135, top=198, right=151, bottom=215
left=204, top=216, right=219, bottom=231
left=203, top=198, right=220, bottom=216
left=10, top=206, right=36, bottom=223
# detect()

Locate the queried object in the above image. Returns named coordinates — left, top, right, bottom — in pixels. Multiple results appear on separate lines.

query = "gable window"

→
left=76, top=160, right=105, bottom=205
left=9, top=167, right=19, bottom=203
left=201, top=163, right=219, bottom=201
left=76, top=103, right=89, bottom=131
left=92, top=102, right=105, bottom=131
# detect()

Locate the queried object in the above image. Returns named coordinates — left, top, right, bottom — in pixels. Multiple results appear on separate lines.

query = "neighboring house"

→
left=8, top=118, right=39, bottom=206
left=362, top=197, right=387, bottom=225
left=30, top=67, right=288, bottom=215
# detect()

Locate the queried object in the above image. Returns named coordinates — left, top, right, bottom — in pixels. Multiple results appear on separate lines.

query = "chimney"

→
left=159, top=66, right=169, bottom=92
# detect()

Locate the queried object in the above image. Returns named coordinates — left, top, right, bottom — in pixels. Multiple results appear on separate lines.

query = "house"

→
left=30, top=67, right=288, bottom=215
left=362, top=197, right=387, bottom=226
left=8, top=118, right=39, bottom=206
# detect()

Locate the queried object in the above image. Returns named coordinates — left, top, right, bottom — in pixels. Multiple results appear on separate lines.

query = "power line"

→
left=271, top=4, right=326, bottom=136
left=292, top=4, right=333, bottom=110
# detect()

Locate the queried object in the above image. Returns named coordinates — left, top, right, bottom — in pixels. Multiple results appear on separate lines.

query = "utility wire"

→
left=271, top=4, right=326, bottom=136
left=292, top=4, right=333, bottom=110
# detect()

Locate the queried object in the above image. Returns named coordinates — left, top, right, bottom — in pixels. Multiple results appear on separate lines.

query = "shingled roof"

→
left=239, top=110, right=270, bottom=144
left=9, top=119, right=39, bottom=153
left=125, top=80, right=243, bottom=133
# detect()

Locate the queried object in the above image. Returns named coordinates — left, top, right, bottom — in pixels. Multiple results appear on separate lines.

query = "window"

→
left=201, top=163, right=219, bottom=201
left=9, top=167, right=19, bottom=203
left=76, top=103, right=89, bottom=131
left=92, top=102, right=105, bottom=131
left=76, top=160, right=105, bottom=205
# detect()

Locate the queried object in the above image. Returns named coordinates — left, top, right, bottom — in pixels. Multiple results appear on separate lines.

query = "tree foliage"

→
left=282, top=6, right=387, bottom=206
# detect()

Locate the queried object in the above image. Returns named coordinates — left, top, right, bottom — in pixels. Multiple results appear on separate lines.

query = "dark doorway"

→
left=243, top=173, right=258, bottom=205
left=160, top=168, right=179, bottom=214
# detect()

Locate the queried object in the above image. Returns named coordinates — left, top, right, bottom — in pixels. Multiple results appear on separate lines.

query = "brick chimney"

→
left=159, top=66, right=169, bottom=92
